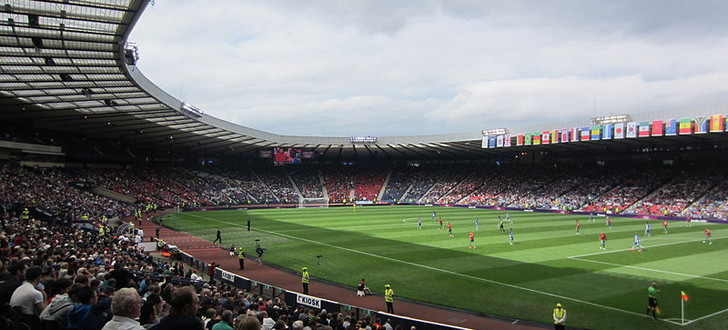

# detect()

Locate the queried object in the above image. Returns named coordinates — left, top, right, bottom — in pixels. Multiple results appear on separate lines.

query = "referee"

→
left=646, top=282, right=660, bottom=319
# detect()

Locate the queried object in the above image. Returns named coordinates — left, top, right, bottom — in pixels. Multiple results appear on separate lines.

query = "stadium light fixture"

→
left=180, top=102, right=203, bottom=118
left=481, top=128, right=508, bottom=136
left=591, top=114, right=631, bottom=125
left=124, top=42, right=140, bottom=65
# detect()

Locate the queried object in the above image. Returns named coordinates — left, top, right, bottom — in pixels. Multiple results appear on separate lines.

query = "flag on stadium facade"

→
left=665, top=119, right=678, bottom=136
left=561, top=128, right=569, bottom=143
left=570, top=127, right=579, bottom=142
left=590, top=125, right=601, bottom=140
left=504, top=134, right=512, bottom=147
left=481, top=136, right=488, bottom=148
left=626, top=122, right=638, bottom=138
left=694, top=116, right=709, bottom=134
left=524, top=133, right=532, bottom=145
left=496, top=135, right=504, bottom=147
left=602, top=124, right=614, bottom=140
left=710, top=114, right=725, bottom=132
left=678, top=118, right=692, bottom=135
left=552, top=129, right=560, bottom=143
left=489, top=136, right=497, bottom=148
left=580, top=127, right=590, bottom=141
left=541, top=131, right=550, bottom=144
left=532, top=132, right=541, bottom=145
left=517, top=134, right=524, bottom=146
left=681, top=291, right=689, bottom=301
left=638, top=122, right=651, bottom=137
left=614, top=122, right=625, bottom=139
left=651, top=120, right=663, bottom=136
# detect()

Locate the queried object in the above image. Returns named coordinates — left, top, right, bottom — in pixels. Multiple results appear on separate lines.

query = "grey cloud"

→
left=129, top=0, right=728, bottom=136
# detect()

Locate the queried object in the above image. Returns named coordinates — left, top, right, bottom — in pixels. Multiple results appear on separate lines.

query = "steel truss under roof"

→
left=1, top=0, right=726, bottom=161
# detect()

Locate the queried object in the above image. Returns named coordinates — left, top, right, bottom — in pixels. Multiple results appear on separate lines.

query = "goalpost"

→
left=299, top=197, right=330, bottom=208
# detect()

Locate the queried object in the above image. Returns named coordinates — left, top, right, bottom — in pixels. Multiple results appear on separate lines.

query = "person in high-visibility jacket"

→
left=237, top=247, right=246, bottom=270
left=384, top=284, right=394, bottom=314
left=21, top=208, right=30, bottom=221
left=301, top=267, right=310, bottom=294
left=553, top=303, right=566, bottom=330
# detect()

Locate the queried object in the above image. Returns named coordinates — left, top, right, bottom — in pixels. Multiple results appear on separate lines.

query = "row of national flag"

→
left=482, top=114, right=727, bottom=148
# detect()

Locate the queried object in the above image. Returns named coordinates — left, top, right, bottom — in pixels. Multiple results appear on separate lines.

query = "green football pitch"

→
left=162, top=205, right=728, bottom=329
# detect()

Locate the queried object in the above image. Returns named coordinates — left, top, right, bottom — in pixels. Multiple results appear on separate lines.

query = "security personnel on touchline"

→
left=553, top=303, right=566, bottom=330
left=237, top=247, right=246, bottom=270
left=301, top=267, right=310, bottom=294
left=384, top=284, right=395, bottom=314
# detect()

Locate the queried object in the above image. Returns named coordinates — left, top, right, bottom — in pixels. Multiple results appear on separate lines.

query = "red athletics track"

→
left=135, top=215, right=548, bottom=330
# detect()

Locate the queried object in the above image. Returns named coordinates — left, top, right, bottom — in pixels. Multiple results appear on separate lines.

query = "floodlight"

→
left=180, top=102, right=203, bottom=117
left=350, top=136, right=377, bottom=143
left=481, top=128, right=508, bottom=136
left=591, top=114, right=631, bottom=125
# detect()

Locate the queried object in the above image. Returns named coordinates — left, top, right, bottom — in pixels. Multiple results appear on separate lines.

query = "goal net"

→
left=299, top=197, right=329, bottom=208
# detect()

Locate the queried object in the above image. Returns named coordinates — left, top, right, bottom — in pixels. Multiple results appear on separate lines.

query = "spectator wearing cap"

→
left=101, top=287, right=145, bottom=330
left=10, top=265, right=46, bottom=328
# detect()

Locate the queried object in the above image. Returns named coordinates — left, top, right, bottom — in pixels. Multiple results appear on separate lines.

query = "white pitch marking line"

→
left=567, top=258, right=728, bottom=283
left=567, top=236, right=727, bottom=259
left=682, top=306, right=728, bottom=325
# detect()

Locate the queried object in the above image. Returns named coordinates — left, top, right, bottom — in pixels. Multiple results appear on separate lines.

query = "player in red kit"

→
left=662, top=220, right=668, bottom=233
left=599, top=233, right=607, bottom=250
left=704, top=228, right=712, bottom=245
left=468, top=232, right=476, bottom=248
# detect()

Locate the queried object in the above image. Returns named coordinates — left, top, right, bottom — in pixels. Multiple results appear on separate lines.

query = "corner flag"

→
left=681, top=290, right=689, bottom=325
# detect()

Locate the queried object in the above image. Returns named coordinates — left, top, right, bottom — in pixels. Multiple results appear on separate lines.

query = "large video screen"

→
left=260, top=148, right=315, bottom=165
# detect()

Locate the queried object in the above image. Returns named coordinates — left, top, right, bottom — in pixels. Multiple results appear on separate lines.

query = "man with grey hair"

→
left=101, top=287, right=145, bottom=330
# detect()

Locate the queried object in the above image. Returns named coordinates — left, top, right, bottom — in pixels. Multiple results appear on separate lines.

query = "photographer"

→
left=255, top=244, right=265, bottom=266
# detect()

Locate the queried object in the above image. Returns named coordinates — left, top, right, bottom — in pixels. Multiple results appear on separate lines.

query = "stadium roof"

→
left=1, top=0, right=727, bottom=161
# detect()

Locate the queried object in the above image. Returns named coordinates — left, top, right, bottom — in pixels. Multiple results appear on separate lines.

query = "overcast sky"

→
left=128, top=0, right=728, bottom=137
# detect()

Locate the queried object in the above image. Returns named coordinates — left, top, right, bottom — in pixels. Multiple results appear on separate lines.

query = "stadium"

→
left=1, top=1, right=728, bottom=330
